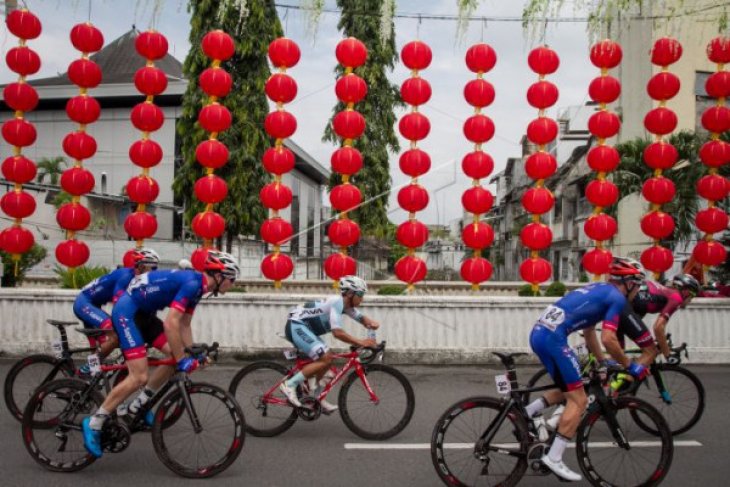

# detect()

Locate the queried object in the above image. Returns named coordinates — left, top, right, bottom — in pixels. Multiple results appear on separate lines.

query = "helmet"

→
left=178, top=258, right=193, bottom=270
left=339, top=275, right=368, bottom=295
left=203, top=250, right=240, bottom=280
left=609, top=257, right=645, bottom=283
left=672, top=273, right=700, bottom=295
left=125, top=248, right=160, bottom=268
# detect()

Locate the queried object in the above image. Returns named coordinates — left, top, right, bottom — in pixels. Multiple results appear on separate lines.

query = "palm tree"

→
left=36, top=156, right=67, bottom=185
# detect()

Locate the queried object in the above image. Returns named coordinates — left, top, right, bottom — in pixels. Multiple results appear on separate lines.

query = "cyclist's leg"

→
left=527, top=326, right=566, bottom=416
left=73, top=294, right=118, bottom=357
left=129, top=313, right=175, bottom=415
left=281, top=322, right=329, bottom=404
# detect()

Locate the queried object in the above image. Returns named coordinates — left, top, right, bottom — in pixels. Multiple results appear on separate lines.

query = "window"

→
left=101, top=173, right=107, bottom=194
left=553, top=196, right=562, bottom=221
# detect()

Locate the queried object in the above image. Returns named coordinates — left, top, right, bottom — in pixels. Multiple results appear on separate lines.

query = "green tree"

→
left=323, top=0, right=401, bottom=238
left=1, top=243, right=47, bottom=287
left=36, top=156, right=67, bottom=185
left=173, top=0, right=282, bottom=251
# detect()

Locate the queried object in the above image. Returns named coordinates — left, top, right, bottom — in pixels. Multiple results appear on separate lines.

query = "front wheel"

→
left=338, top=363, right=414, bottom=440
left=5, top=354, right=75, bottom=422
left=152, top=381, right=245, bottom=478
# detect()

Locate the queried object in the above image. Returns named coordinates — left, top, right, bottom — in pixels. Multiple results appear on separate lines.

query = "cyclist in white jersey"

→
left=279, top=275, right=379, bottom=413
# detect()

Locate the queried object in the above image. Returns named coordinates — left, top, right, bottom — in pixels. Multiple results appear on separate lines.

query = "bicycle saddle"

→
left=47, top=319, right=78, bottom=327
left=75, top=327, right=112, bottom=338
left=492, top=352, right=527, bottom=368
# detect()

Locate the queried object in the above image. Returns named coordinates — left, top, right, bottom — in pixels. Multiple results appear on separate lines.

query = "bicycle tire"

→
left=431, top=396, right=529, bottom=487
left=228, top=361, right=298, bottom=437
left=576, top=396, right=673, bottom=487
left=630, top=363, right=705, bottom=436
left=21, top=378, right=103, bottom=472
left=152, top=381, right=245, bottom=478
left=5, top=354, right=75, bottom=421
left=338, top=363, right=414, bottom=440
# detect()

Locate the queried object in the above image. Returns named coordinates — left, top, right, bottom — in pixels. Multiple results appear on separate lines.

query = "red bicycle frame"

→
left=98, top=357, right=176, bottom=372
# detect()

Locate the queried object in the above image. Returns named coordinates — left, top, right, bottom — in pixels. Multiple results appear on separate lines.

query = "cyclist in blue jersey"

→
left=524, top=258, right=647, bottom=482
left=279, top=275, right=379, bottom=413
left=82, top=250, right=240, bottom=458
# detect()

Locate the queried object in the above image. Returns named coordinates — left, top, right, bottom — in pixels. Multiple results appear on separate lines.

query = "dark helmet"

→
left=672, top=273, right=700, bottom=295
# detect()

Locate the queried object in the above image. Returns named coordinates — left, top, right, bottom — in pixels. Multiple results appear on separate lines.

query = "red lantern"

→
left=697, top=174, right=729, bottom=201
left=394, top=255, right=427, bottom=284
left=522, top=187, right=554, bottom=214
left=526, top=80, right=559, bottom=109
left=332, top=111, right=366, bottom=139
left=61, top=167, right=95, bottom=195
left=696, top=208, right=729, bottom=234
left=67, top=58, right=102, bottom=88
left=527, top=117, right=558, bottom=145
left=260, top=182, right=293, bottom=210
left=525, top=152, right=557, bottom=180
left=397, top=184, right=429, bottom=213
left=400, top=77, right=431, bottom=106
left=328, top=219, right=361, bottom=247
left=587, top=145, right=620, bottom=172
left=401, top=40, right=432, bottom=70
left=397, top=220, right=429, bottom=248
left=519, top=257, right=552, bottom=283
left=191, top=211, right=225, bottom=240
left=263, top=147, right=294, bottom=175
left=588, top=76, right=621, bottom=104
left=264, top=110, right=297, bottom=139
left=268, top=37, right=301, bottom=68
left=336, top=74, right=368, bottom=104
left=701, top=106, right=730, bottom=134
left=462, top=186, right=494, bottom=214
left=202, top=30, right=235, bottom=61
left=336, top=37, right=368, bottom=68
left=199, top=103, right=232, bottom=133
left=3, top=82, right=39, bottom=112
left=521, top=222, right=552, bottom=250
left=330, top=184, right=362, bottom=212
left=693, top=240, right=727, bottom=266
left=0, top=191, right=36, bottom=219
left=399, top=149, right=431, bottom=177
left=462, top=221, right=494, bottom=250
left=126, top=176, right=160, bottom=204
left=651, top=37, right=682, bottom=66
left=463, top=114, right=495, bottom=144
left=66, top=96, right=101, bottom=124
left=585, top=180, right=619, bottom=207
left=2, top=226, right=34, bottom=254
left=125, top=212, right=158, bottom=240
left=129, top=139, right=162, bottom=168
left=642, top=177, right=676, bottom=205
left=528, top=46, right=559, bottom=75
left=644, top=141, right=678, bottom=170
left=644, top=107, right=678, bottom=135
left=134, top=66, right=168, bottom=96
left=461, top=257, right=493, bottom=284
left=2, top=155, right=37, bottom=184
left=194, top=175, right=228, bottom=204
left=260, top=218, right=293, bottom=245
left=324, top=253, right=356, bottom=280
left=462, top=151, right=495, bottom=179
left=588, top=111, right=620, bottom=139
left=131, top=102, right=164, bottom=132
left=707, top=36, right=730, bottom=64
left=56, top=203, right=91, bottom=231
left=706, top=71, right=730, bottom=99
left=465, top=43, right=497, bottom=73
left=70, top=23, right=103, bottom=52
left=584, top=213, right=617, bottom=241
left=641, top=211, right=675, bottom=239
left=196, top=139, right=229, bottom=169
left=135, top=31, right=168, bottom=60
left=590, top=40, right=622, bottom=68
left=699, top=140, right=730, bottom=168
left=56, top=240, right=90, bottom=268
left=5, top=47, right=41, bottom=76
left=2, top=119, right=36, bottom=147
left=265, top=73, right=297, bottom=103
left=399, top=112, right=430, bottom=141
left=261, top=253, right=294, bottom=281
left=641, top=245, right=674, bottom=272
left=463, top=78, right=495, bottom=108
left=332, top=147, right=363, bottom=175
left=647, top=72, right=680, bottom=101
left=6, top=9, right=42, bottom=40
left=583, top=248, right=613, bottom=275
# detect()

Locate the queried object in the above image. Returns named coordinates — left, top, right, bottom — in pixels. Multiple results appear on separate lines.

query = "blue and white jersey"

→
left=287, top=295, right=364, bottom=336
left=79, top=267, right=135, bottom=306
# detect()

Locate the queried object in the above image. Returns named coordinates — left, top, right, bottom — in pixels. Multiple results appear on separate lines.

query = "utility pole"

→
left=4, top=0, right=18, bottom=15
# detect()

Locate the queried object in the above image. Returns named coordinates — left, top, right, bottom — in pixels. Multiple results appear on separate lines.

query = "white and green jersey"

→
left=287, top=295, right=364, bottom=336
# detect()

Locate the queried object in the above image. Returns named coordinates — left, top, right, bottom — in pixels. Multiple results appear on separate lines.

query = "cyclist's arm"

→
left=332, top=328, right=371, bottom=348
left=164, top=308, right=189, bottom=361
left=361, top=315, right=379, bottom=330
left=584, top=326, right=605, bottom=363
left=345, top=307, right=379, bottom=329
left=653, top=316, right=671, bottom=359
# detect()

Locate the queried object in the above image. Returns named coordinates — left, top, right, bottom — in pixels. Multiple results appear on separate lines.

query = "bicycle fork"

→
left=176, top=377, right=202, bottom=433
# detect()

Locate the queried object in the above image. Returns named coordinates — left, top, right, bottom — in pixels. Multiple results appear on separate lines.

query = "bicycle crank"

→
left=102, top=420, right=132, bottom=453
left=528, top=443, right=551, bottom=476
left=297, top=397, right=321, bottom=421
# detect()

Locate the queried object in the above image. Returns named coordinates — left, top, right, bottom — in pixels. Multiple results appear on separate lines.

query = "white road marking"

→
left=344, top=440, right=702, bottom=450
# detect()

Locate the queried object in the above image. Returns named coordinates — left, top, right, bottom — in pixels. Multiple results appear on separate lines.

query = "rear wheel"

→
left=5, top=355, right=74, bottom=422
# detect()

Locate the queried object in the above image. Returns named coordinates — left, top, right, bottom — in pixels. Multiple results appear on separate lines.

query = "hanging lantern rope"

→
left=692, top=36, right=730, bottom=275
left=520, top=46, right=559, bottom=294
left=261, top=37, right=300, bottom=288
left=460, top=42, right=496, bottom=290
left=582, top=40, right=623, bottom=278
left=324, top=37, right=368, bottom=288
left=1, top=9, right=43, bottom=274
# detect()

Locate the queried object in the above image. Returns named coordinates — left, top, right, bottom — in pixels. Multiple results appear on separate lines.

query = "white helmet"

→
left=135, top=247, right=160, bottom=265
left=177, top=258, right=193, bottom=270
left=204, top=250, right=240, bottom=281
left=339, top=275, right=368, bottom=295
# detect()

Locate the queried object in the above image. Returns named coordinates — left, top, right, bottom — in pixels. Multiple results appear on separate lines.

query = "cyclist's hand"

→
left=177, top=357, right=199, bottom=373
left=361, top=338, right=377, bottom=348
left=628, top=361, right=649, bottom=380
left=597, top=361, right=609, bottom=382
left=666, top=353, right=681, bottom=365
left=367, top=321, right=380, bottom=330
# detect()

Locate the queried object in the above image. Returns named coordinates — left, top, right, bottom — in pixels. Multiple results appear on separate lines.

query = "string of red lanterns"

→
left=520, top=46, right=559, bottom=292
left=123, top=30, right=169, bottom=264
left=692, top=37, right=730, bottom=273
left=260, top=37, right=300, bottom=288
left=582, top=40, right=623, bottom=277
left=1, top=9, right=42, bottom=267
left=189, top=30, right=235, bottom=270
left=460, top=43, right=496, bottom=289
left=55, top=22, right=106, bottom=270
left=323, top=37, right=368, bottom=285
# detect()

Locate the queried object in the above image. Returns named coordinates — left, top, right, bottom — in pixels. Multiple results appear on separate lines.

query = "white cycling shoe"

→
left=319, top=399, right=338, bottom=414
left=541, top=455, right=582, bottom=482
left=279, top=382, right=302, bottom=407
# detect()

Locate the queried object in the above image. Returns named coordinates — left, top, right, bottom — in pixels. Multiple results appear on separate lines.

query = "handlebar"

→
left=349, top=341, right=386, bottom=364
left=184, top=342, right=220, bottom=363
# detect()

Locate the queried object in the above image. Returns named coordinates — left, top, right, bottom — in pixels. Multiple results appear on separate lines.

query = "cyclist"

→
left=525, top=257, right=647, bottom=482
left=279, top=275, right=379, bottom=414
left=72, top=248, right=160, bottom=359
left=82, top=250, right=240, bottom=458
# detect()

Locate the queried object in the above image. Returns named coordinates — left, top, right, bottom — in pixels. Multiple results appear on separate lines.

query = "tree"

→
left=323, top=0, right=401, bottom=238
left=1, top=243, right=46, bottom=287
left=172, top=0, right=282, bottom=251
left=36, top=156, right=67, bottom=185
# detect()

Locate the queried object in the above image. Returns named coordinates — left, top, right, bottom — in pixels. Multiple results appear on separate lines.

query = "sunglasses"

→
left=354, top=291, right=365, bottom=297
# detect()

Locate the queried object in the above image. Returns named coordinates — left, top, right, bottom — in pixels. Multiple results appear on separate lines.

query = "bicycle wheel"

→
left=4, top=354, right=75, bottom=421
left=338, top=363, right=415, bottom=440
left=152, top=381, right=245, bottom=478
left=228, top=361, right=297, bottom=437
left=431, top=396, right=528, bottom=487
left=577, top=396, right=673, bottom=487
left=21, top=378, right=103, bottom=472
left=630, top=364, right=705, bottom=436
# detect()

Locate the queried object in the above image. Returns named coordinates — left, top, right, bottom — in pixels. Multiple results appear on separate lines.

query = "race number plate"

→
left=494, top=374, right=511, bottom=394
left=51, top=339, right=63, bottom=359
left=87, top=354, right=101, bottom=375
left=282, top=348, right=297, bottom=360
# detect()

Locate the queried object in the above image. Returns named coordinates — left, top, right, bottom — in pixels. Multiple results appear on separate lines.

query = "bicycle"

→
left=228, top=335, right=415, bottom=440
left=21, top=327, right=245, bottom=478
left=431, top=352, right=673, bottom=487
left=525, top=334, right=705, bottom=435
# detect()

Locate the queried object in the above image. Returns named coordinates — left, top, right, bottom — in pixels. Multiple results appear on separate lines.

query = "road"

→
left=1, top=361, right=727, bottom=486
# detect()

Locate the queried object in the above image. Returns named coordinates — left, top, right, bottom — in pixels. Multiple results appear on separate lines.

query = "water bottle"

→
left=367, top=329, right=377, bottom=341
left=546, top=404, right=566, bottom=430
left=319, top=369, right=336, bottom=389
left=116, top=403, right=129, bottom=417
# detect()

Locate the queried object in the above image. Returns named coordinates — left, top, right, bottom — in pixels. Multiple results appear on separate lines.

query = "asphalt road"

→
left=1, top=360, right=727, bottom=486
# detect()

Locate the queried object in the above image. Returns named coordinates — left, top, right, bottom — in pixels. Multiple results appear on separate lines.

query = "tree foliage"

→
left=54, top=264, right=110, bottom=289
left=173, top=0, right=282, bottom=251
left=1, top=243, right=47, bottom=287
left=36, top=156, right=67, bottom=185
